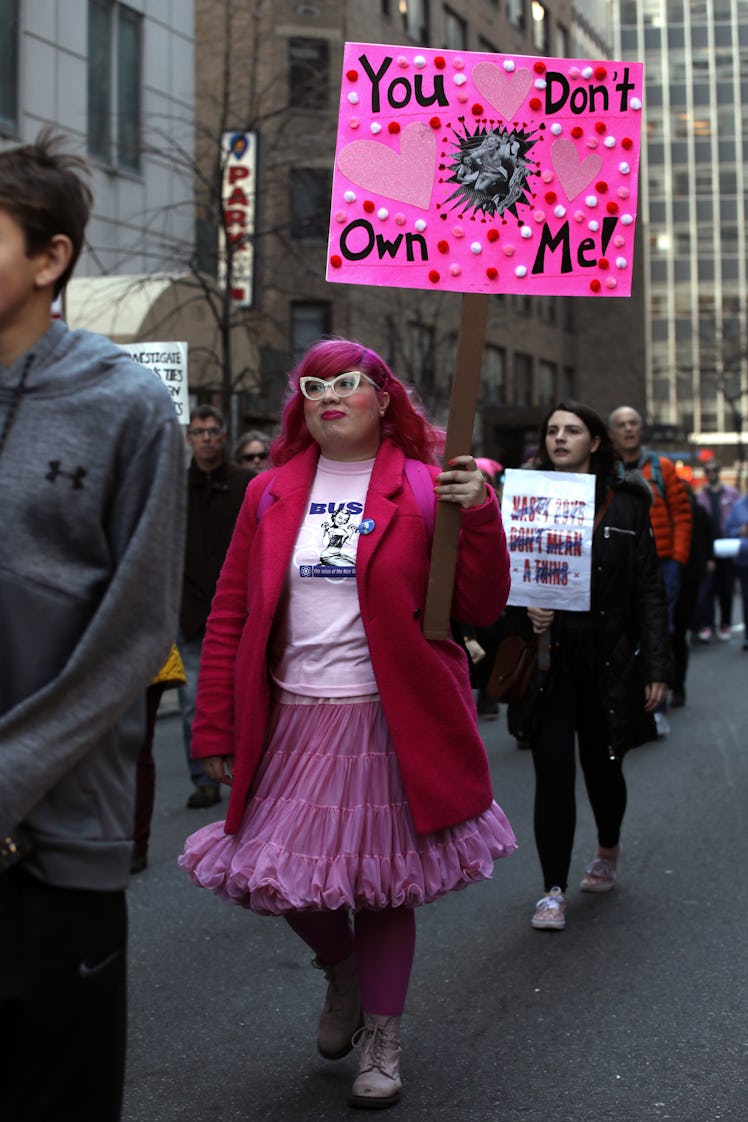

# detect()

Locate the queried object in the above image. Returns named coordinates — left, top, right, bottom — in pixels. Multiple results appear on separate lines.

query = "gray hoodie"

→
left=0, top=321, right=186, bottom=890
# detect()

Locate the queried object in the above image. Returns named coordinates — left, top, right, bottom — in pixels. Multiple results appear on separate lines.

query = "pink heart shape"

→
left=336, top=122, right=436, bottom=209
left=551, top=139, right=603, bottom=201
left=472, top=63, right=533, bottom=122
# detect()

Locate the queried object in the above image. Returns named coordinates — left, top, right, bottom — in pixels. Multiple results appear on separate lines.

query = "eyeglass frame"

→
left=298, top=370, right=380, bottom=401
left=187, top=426, right=224, bottom=439
left=241, top=450, right=269, bottom=462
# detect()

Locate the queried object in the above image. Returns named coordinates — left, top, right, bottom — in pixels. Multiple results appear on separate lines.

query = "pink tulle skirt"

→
left=178, top=693, right=517, bottom=915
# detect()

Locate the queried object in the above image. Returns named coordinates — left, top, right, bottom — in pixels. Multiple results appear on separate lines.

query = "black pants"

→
left=531, top=672, right=627, bottom=892
left=0, top=867, right=127, bottom=1122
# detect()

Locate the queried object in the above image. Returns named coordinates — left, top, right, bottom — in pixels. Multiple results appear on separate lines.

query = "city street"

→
left=123, top=628, right=748, bottom=1122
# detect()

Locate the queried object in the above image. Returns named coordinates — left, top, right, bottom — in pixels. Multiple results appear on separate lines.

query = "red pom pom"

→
left=472, top=103, right=484, bottom=116
left=590, top=278, right=602, bottom=293
left=434, top=56, right=446, bottom=69
left=529, top=97, right=542, bottom=111
left=595, top=121, right=606, bottom=134
left=428, top=270, right=440, bottom=284
left=346, top=69, right=358, bottom=82
left=544, top=191, right=557, bottom=204
left=534, top=61, right=547, bottom=74
left=594, top=66, right=607, bottom=80
left=486, top=267, right=498, bottom=280
left=571, top=126, right=584, bottom=139
left=429, top=116, right=442, bottom=129
left=363, top=200, right=375, bottom=213
left=595, top=181, right=608, bottom=193
left=487, top=229, right=499, bottom=243
left=622, top=137, right=634, bottom=150
left=330, top=255, right=342, bottom=268
left=598, top=257, right=610, bottom=269
left=437, top=240, right=449, bottom=254
left=606, top=201, right=619, bottom=214
left=388, top=122, right=400, bottom=134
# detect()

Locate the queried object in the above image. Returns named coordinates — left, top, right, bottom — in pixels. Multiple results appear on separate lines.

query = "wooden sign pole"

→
left=422, top=291, right=490, bottom=639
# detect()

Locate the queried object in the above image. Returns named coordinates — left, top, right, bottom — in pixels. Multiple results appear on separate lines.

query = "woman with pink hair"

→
left=179, top=338, right=515, bottom=1109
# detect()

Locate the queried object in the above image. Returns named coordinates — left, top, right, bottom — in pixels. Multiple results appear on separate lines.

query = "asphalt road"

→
left=123, top=628, right=748, bottom=1122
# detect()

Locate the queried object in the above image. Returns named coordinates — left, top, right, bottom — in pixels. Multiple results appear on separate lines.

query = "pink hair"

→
left=270, top=338, right=445, bottom=466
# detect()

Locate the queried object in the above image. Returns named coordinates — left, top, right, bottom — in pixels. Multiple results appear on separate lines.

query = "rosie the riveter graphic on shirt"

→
left=298, top=502, right=373, bottom=578
left=295, top=460, right=374, bottom=580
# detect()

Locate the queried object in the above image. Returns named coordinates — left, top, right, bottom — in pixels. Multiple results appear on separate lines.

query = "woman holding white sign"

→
left=508, top=401, right=671, bottom=932
left=178, top=338, right=516, bottom=1109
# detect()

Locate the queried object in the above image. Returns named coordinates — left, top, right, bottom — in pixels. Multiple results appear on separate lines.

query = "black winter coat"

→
left=180, top=458, right=251, bottom=639
left=508, top=473, right=673, bottom=759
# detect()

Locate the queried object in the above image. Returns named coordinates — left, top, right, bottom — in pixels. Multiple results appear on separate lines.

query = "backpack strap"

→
left=404, top=458, right=436, bottom=543
left=644, top=451, right=665, bottom=500
left=256, top=475, right=275, bottom=521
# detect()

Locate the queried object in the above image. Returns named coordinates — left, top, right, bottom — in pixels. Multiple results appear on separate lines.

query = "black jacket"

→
left=508, top=472, right=673, bottom=758
left=180, top=458, right=250, bottom=639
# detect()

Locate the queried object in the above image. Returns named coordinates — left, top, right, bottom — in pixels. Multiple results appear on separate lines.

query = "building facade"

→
left=195, top=0, right=648, bottom=462
left=617, top=0, right=748, bottom=460
left=0, top=0, right=195, bottom=279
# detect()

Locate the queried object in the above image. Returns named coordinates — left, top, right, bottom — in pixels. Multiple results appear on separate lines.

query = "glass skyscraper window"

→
left=616, top=0, right=747, bottom=454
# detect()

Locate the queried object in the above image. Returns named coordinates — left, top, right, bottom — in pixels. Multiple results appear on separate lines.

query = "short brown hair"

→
left=0, top=128, right=93, bottom=296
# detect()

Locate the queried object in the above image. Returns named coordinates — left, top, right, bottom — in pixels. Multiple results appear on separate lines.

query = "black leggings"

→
left=531, top=672, right=627, bottom=892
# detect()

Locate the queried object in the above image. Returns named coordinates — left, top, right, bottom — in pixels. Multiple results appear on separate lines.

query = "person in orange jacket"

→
left=609, top=407, right=692, bottom=737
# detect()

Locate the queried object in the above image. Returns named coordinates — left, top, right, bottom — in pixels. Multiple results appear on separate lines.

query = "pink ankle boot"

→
left=313, top=954, right=362, bottom=1060
left=349, top=1013, right=402, bottom=1109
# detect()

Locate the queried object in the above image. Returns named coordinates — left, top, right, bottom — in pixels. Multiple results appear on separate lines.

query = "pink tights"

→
left=284, top=908, right=416, bottom=1017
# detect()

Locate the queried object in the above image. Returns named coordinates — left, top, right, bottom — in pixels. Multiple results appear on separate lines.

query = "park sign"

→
left=219, top=131, right=257, bottom=307
left=327, top=43, right=643, bottom=297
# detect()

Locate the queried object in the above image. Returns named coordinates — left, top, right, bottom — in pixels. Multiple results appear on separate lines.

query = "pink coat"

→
left=190, top=439, right=510, bottom=835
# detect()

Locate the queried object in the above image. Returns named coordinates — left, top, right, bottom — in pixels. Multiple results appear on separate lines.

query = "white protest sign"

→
left=121, top=342, right=190, bottom=424
left=502, top=468, right=596, bottom=610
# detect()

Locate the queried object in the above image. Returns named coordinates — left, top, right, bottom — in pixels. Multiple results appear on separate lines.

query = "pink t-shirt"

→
left=269, top=456, right=378, bottom=697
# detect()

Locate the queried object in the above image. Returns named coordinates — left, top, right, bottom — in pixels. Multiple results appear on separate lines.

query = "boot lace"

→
left=353, top=1018, right=401, bottom=1077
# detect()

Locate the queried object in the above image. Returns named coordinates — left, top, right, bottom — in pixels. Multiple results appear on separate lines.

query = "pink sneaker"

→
left=580, top=855, right=617, bottom=893
left=531, top=887, right=566, bottom=930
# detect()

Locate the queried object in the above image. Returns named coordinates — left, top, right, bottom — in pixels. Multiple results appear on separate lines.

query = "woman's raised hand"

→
left=434, top=455, right=488, bottom=510
left=527, top=607, right=555, bottom=634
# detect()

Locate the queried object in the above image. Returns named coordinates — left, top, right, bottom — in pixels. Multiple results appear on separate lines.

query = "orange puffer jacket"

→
left=639, top=454, right=692, bottom=565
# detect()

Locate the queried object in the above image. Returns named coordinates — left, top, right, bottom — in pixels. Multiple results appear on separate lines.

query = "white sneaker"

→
left=531, top=887, right=566, bottom=930
left=654, top=712, right=670, bottom=739
left=580, top=855, right=618, bottom=893
left=718, top=626, right=732, bottom=641
left=697, top=627, right=712, bottom=643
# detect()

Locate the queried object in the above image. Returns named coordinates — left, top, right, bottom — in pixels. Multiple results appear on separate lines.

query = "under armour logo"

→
left=46, top=461, right=87, bottom=489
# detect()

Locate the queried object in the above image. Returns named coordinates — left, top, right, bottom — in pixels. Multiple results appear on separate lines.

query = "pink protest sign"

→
left=327, top=44, right=643, bottom=297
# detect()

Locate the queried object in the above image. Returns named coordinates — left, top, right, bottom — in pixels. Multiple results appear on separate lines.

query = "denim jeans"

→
left=176, top=628, right=217, bottom=789
left=659, top=557, right=681, bottom=636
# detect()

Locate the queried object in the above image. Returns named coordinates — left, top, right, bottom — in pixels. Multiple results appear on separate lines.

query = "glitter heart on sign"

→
left=471, top=63, right=533, bottom=122
left=551, top=139, right=603, bottom=201
left=336, top=122, right=437, bottom=209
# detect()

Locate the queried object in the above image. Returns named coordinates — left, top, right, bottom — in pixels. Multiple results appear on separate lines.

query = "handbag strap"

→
left=593, top=487, right=614, bottom=532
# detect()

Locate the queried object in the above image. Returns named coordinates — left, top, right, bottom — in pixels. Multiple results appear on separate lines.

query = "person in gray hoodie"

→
left=0, top=131, right=186, bottom=1121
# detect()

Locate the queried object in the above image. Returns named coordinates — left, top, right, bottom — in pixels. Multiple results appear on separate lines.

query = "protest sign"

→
left=327, top=43, right=643, bottom=297
left=121, top=342, right=190, bottom=423
left=502, top=468, right=596, bottom=610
